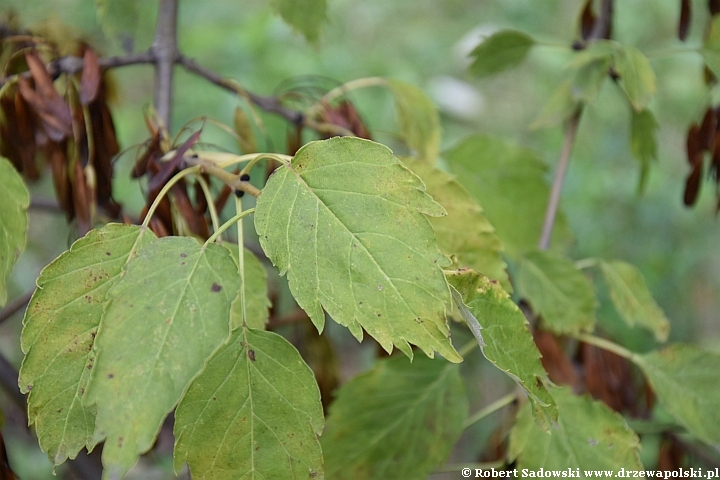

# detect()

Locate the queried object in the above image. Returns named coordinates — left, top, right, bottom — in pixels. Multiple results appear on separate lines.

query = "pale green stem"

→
left=458, top=339, right=478, bottom=358
left=573, top=333, right=635, bottom=360
left=235, top=195, right=247, bottom=324
left=204, top=208, right=255, bottom=245
left=463, top=392, right=518, bottom=429
left=141, top=165, right=201, bottom=228
left=575, top=258, right=599, bottom=270
left=239, top=153, right=291, bottom=177
left=195, top=174, right=220, bottom=235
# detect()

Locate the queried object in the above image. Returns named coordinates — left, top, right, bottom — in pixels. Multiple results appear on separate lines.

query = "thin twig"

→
left=152, top=0, right=180, bottom=131
left=0, top=290, right=33, bottom=325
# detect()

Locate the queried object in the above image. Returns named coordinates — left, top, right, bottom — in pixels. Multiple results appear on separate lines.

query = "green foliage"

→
left=509, top=388, right=642, bottom=472
left=468, top=30, right=535, bottom=78
left=0, top=157, right=29, bottom=306
left=84, top=237, right=240, bottom=478
left=702, top=16, right=720, bottom=78
left=267, top=0, right=327, bottom=44
left=599, top=260, right=670, bottom=342
left=174, top=327, right=324, bottom=479
left=517, top=250, right=596, bottom=334
left=227, top=247, right=270, bottom=330
left=19, top=224, right=155, bottom=464
left=630, top=109, right=659, bottom=193
left=386, top=79, right=441, bottom=163
left=255, top=137, right=461, bottom=362
left=634, top=345, right=720, bottom=448
left=321, top=354, right=467, bottom=480
left=95, top=0, right=139, bottom=52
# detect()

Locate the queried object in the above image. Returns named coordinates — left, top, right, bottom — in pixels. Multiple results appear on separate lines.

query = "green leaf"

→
left=570, top=57, right=611, bottom=104
left=322, top=354, right=467, bottom=479
left=386, top=79, right=441, bottom=163
left=255, top=137, right=461, bottom=363
left=267, top=0, right=327, bottom=44
left=634, top=345, right=720, bottom=448
left=517, top=250, right=596, bottom=334
left=509, top=388, right=642, bottom=472
left=599, top=260, right=669, bottom=342
left=444, top=135, right=572, bottom=257
left=402, top=157, right=509, bottom=289
left=96, top=0, right=139, bottom=52
left=630, top=109, right=659, bottom=194
left=174, top=327, right=323, bottom=479
left=702, top=16, right=720, bottom=78
left=227, top=246, right=270, bottom=330
left=611, top=43, right=656, bottom=111
left=0, top=157, right=29, bottom=306
left=19, top=224, right=154, bottom=465
left=84, top=237, right=240, bottom=478
left=531, top=80, right=579, bottom=130
left=447, top=269, right=556, bottom=430
left=468, top=30, right=535, bottom=78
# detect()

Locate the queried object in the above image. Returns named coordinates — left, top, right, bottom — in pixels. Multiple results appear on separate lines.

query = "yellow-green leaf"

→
left=447, top=269, right=556, bottom=429
left=634, top=345, right=720, bottom=448
left=255, top=137, right=461, bottom=362
left=227, top=246, right=270, bottom=330
left=509, top=388, right=642, bottom=472
left=386, top=78, right=441, bottom=163
left=174, top=327, right=323, bottom=479
left=267, top=0, right=327, bottom=44
left=403, top=157, right=509, bottom=289
left=468, top=30, right=535, bottom=78
left=19, top=224, right=154, bottom=465
left=84, top=237, right=240, bottom=478
left=702, top=16, right=720, bottom=78
left=322, top=354, right=467, bottom=480
left=630, top=109, right=659, bottom=194
left=610, top=42, right=656, bottom=111
left=600, top=260, right=669, bottom=342
left=517, top=250, right=596, bottom=334
left=0, top=157, right=29, bottom=306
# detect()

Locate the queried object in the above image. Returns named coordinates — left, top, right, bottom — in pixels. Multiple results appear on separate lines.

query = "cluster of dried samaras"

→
left=0, top=18, right=374, bottom=239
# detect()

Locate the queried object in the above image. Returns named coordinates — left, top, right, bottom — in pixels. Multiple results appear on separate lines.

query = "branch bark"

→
left=151, top=0, right=180, bottom=131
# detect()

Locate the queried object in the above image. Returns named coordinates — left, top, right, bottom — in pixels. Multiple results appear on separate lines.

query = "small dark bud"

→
left=240, top=173, right=251, bottom=181
left=234, top=190, right=245, bottom=198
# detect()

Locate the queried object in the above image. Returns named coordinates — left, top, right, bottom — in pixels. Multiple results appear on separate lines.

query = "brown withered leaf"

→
left=171, top=182, right=209, bottom=239
left=699, top=107, right=716, bottom=151
left=49, top=145, right=72, bottom=217
left=147, top=129, right=202, bottom=192
left=0, top=431, right=17, bottom=480
left=687, top=124, right=702, bottom=165
left=132, top=128, right=163, bottom=178
left=580, top=0, right=596, bottom=41
left=657, top=436, right=685, bottom=470
left=533, top=328, right=581, bottom=389
left=318, top=100, right=372, bottom=140
left=580, top=342, right=637, bottom=413
left=88, top=91, right=121, bottom=216
left=71, top=160, right=93, bottom=236
left=286, top=123, right=303, bottom=157
left=679, top=0, right=691, bottom=41
left=710, top=0, right=720, bottom=16
left=80, top=48, right=100, bottom=105
left=0, top=90, right=39, bottom=179
left=19, top=52, right=72, bottom=141
left=711, top=131, right=720, bottom=180
left=684, top=163, right=703, bottom=206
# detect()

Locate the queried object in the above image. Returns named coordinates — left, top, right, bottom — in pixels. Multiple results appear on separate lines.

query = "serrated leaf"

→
left=322, top=354, right=467, bottom=480
left=96, top=0, right=139, bottom=52
left=227, top=246, right=270, bottom=330
left=174, top=327, right=323, bottom=479
left=255, top=137, right=461, bottom=362
left=402, top=157, right=509, bottom=289
left=508, top=388, right=642, bottom=472
left=630, top=109, right=659, bottom=193
left=702, top=16, right=720, bottom=78
left=634, top=345, right=720, bottom=448
left=611, top=43, right=656, bottom=111
left=19, top=224, right=154, bottom=465
left=267, top=0, right=327, bottom=44
left=517, top=250, right=596, bottom=334
left=447, top=269, right=556, bottom=430
left=0, top=157, right=29, bottom=306
left=600, top=260, right=669, bottom=342
left=84, top=237, right=240, bottom=478
left=444, top=135, right=572, bottom=257
left=468, top=30, right=535, bottom=78
left=386, top=79, right=441, bottom=163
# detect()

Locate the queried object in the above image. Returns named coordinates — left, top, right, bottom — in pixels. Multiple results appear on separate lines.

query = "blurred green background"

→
left=2, top=0, right=719, bottom=477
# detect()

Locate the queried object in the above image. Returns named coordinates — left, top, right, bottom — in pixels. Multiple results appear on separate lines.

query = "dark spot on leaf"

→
left=180, top=262, right=185, bottom=266
left=166, top=318, right=172, bottom=325
left=87, top=364, right=92, bottom=370
left=376, top=313, right=381, bottom=317
left=118, top=437, right=123, bottom=447
left=211, top=282, right=222, bottom=292
left=180, top=253, right=187, bottom=258
left=105, top=251, right=111, bottom=256
left=212, top=397, right=216, bottom=401
left=108, top=374, right=114, bottom=379
left=248, top=349, right=256, bottom=361
left=255, top=446, right=260, bottom=451
left=359, top=301, right=363, bottom=305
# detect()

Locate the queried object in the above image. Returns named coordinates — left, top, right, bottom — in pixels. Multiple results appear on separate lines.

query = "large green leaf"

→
left=600, top=260, right=669, bottom=342
left=444, top=135, right=572, bottom=257
left=96, top=0, right=139, bottom=52
left=634, top=345, right=720, bottom=448
left=630, top=109, right=659, bottom=193
left=19, top=224, right=154, bottom=465
left=84, top=237, right=240, bottom=478
left=402, top=157, right=508, bottom=289
left=703, top=16, right=720, bottom=77
left=174, top=327, right=323, bottom=479
left=267, top=0, right=327, bottom=44
left=227, top=246, right=270, bottom=330
left=0, top=157, right=29, bottom=306
left=255, top=137, right=461, bottom=362
left=468, top=30, right=535, bottom=78
left=509, top=388, right=642, bottom=472
left=517, top=250, right=596, bottom=334
left=322, top=354, right=467, bottom=479
left=447, top=269, right=556, bottom=429
left=386, top=79, right=441, bottom=163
